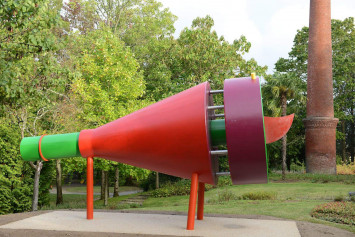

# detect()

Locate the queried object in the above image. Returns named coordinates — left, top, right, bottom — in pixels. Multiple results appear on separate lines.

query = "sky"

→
left=159, top=0, right=355, bottom=74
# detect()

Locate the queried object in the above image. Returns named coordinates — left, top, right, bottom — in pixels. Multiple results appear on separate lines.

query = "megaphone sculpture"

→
left=20, top=75, right=294, bottom=230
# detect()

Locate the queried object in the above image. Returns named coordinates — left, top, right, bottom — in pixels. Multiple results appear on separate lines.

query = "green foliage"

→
left=311, top=202, right=355, bottom=226
left=0, top=119, right=32, bottom=214
left=334, top=195, right=344, bottom=202
left=139, top=172, right=180, bottom=191
left=240, top=191, right=277, bottom=200
left=268, top=172, right=355, bottom=184
left=207, top=189, right=237, bottom=204
left=72, top=27, right=147, bottom=126
left=171, top=15, right=267, bottom=93
left=151, top=180, right=191, bottom=198
left=38, top=160, right=55, bottom=207
left=274, top=17, right=355, bottom=163
left=151, top=179, right=214, bottom=198
left=216, top=176, right=232, bottom=187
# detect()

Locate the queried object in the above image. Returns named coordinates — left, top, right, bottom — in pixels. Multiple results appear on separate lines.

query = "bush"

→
left=0, top=119, right=32, bottom=214
left=311, top=202, right=355, bottom=226
left=151, top=179, right=215, bottom=198
left=139, top=172, right=180, bottom=191
left=290, top=161, right=306, bottom=173
left=337, top=163, right=355, bottom=175
left=217, top=176, right=232, bottom=187
left=268, top=172, right=355, bottom=184
left=151, top=180, right=191, bottom=198
left=207, top=189, right=237, bottom=204
left=240, top=191, right=277, bottom=200
left=334, top=195, right=344, bottom=202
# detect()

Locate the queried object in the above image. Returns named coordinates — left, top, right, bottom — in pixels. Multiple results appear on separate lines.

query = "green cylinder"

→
left=20, top=132, right=81, bottom=161
left=210, top=119, right=227, bottom=146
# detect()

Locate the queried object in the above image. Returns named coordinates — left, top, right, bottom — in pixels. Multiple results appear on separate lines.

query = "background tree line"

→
left=0, top=0, right=353, bottom=214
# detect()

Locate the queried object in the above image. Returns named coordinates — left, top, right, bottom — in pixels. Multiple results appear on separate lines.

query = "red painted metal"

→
left=264, top=114, right=294, bottom=144
left=86, top=156, right=93, bottom=220
left=79, top=82, right=217, bottom=185
left=187, top=173, right=198, bottom=230
left=224, top=77, right=267, bottom=185
left=197, top=182, right=205, bottom=220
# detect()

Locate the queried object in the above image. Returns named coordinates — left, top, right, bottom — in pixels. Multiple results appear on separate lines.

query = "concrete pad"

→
left=0, top=211, right=301, bottom=237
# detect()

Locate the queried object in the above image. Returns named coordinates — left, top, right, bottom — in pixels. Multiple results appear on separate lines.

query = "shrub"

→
left=268, top=172, right=355, bottom=184
left=217, top=176, right=232, bottom=187
left=334, top=195, right=344, bottom=202
left=207, top=189, right=237, bottom=204
left=290, top=161, right=306, bottom=173
left=151, top=180, right=192, bottom=198
left=151, top=179, right=215, bottom=198
left=240, top=191, right=277, bottom=200
left=311, top=202, right=355, bottom=226
left=337, top=163, right=355, bottom=175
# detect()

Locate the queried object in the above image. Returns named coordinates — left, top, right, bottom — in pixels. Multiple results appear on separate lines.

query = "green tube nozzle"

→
left=20, top=132, right=81, bottom=161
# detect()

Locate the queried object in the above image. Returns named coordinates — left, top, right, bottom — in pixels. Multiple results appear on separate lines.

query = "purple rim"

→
left=224, top=77, right=267, bottom=185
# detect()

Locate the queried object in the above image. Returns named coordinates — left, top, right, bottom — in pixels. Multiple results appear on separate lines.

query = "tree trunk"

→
left=113, top=166, right=119, bottom=197
left=155, top=172, right=159, bottom=189
left=282, top=135, right=287, bottom=179
left=341, top=120, right=347, bottom=163
left=281, top=94, right=287, bottom=180
left=56, top=160, right=63, bottom=205
left=101, top=170, right=105, bottom=200
left=351, top=104, right=354, bottom=163
left=106, top=171, right=109, bottom=198
left=32, top=161, right=43, bottom=211
left=104, top=171, right=108, bottom=206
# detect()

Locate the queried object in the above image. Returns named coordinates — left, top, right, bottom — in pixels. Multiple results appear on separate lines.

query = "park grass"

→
left=63, top=185, right=141, bottom=193
left=139, top=182, right=355, bottom=233
left=44, top=179, right=355, bottom=233
left=44, top=192, right=141, bottom=210
left=43, top=194, right=98, bottom=210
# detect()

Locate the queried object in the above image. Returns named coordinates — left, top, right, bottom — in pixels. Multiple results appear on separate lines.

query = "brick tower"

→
left=304, top=0, right=338, bottom=174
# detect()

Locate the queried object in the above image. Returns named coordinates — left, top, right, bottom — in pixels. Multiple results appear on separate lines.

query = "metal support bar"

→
left=86, top=156, right=94, bottom=220
left=187, top=173, right=198, bottom=230
left=210, top=90, right=224, bottom=94
left=216, top=172, right=230, bottom=176
left=197, top=182, right=205, bottom=220
left=210, top=150, right=228, bottom=156
left=213, top=114, right=225, bottom=118
left=208, top=105, right=224, bottom=110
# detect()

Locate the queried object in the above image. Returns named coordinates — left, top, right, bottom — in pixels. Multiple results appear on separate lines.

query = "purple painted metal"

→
left=224, top=77, right=267, bottom=185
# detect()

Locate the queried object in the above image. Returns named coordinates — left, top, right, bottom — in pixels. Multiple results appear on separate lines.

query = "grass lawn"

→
left=139, top=182, right=355, bottom=233
left=44, top=192, right=141, bottom=210
left=44, top=181, right=354, bottom=233
left=62, top=185, right=141, bottom=193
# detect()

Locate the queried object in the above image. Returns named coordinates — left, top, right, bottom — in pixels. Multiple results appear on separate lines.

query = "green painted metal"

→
left=20, top=132, right=81, bottom=161
left=209, top=119, right=226, bottom=146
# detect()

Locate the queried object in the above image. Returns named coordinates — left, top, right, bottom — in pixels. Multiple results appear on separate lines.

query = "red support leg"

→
left=197, top=182, right=205, bottom=220
left=87, top=156, right=94, bottom=220
left=187, top=173, right=198, bottom=230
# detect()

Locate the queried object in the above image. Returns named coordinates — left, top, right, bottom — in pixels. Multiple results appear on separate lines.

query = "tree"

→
left=275, top=17, right=355, bottom=163
left=0, top=0, right=69, bottom=211
left=71, top=27, right=151, bottom=204
left=172, top=16, right=267, bottom=91
left=262, top=72, right=305, bottom=179
left=0, top=118, right=32, bottom=214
